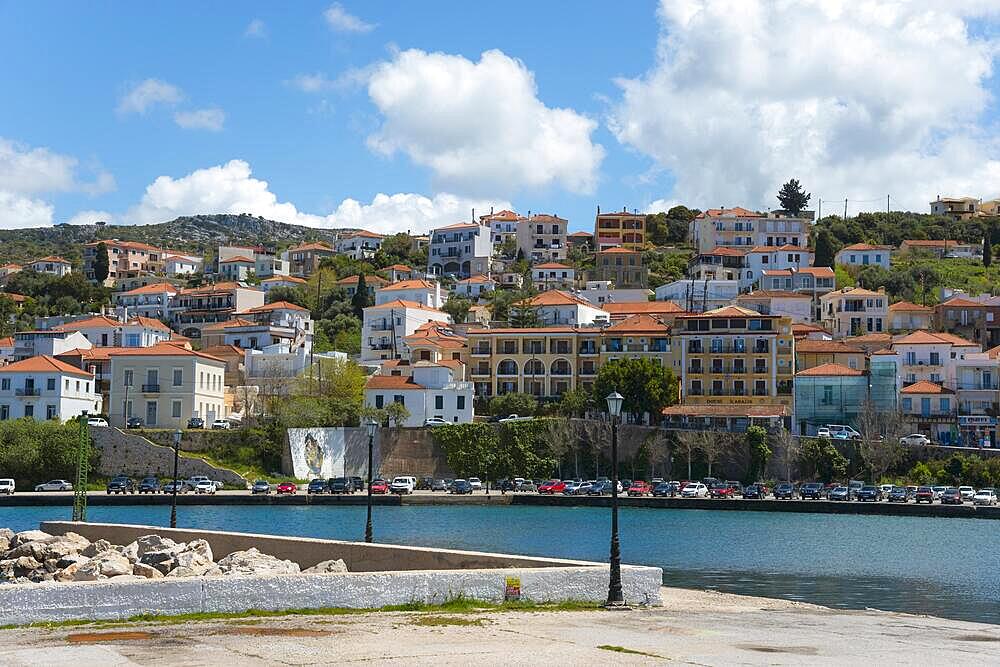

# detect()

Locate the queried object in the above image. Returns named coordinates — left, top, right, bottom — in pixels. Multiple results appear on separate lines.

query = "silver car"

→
left=34, top=479, right=73, bottom=492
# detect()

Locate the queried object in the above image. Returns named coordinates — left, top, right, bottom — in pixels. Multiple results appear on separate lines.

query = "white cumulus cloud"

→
left=366, top=48, right=605, bottom=197
left=174, top=108, right=226, bottom=131
left=244, top=18, right=266, bottom=38
left=0, top=192, right=54, bottom=228
left=323, top=3, right=375, bottom=33
left=122, top=159, right=505, bottom=234
left=610, top=0, right=1000, bottom=212
left=117, top=78, right=184, bottom=115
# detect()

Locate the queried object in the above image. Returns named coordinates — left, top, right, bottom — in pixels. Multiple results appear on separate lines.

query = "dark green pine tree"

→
left=93, top=242, right=110, bottom=283
left=777, top=179, right=811, bottom=216
left=351, top=274, right=371, bottom=319
left=814, top=229, right=836, bottom=268
left=984, top=232, right=992, bottom=268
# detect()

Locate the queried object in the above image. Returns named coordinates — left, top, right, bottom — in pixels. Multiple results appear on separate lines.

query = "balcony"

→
left=471, top=367, right=491, bottom=377
left=754, top=344, right=770, bottom=353
left=753, top=366, right=768, bottom=375
left=15, top=388, right=40, bottom=397
left=706, top=344, right=748, bottom=354
left=579, top=346, right=598, bottom=355
left=688, top=366, right=704, bottom=374
left=141, top=384, right=160, bottom=393
left=369, top=343, right=393, bottom=351
left=471, top=346, right=491, bottom=356
left=579, top=366, right=597, bottom=376
left=687, top=343, right=704, bottom=353
left=499, top=346, right=518, bottom=355
left=550, top=344, right=571, bottom=355
left=370, top=323, right=394, bottom=331
left=626, top=344, right=647, bottom=352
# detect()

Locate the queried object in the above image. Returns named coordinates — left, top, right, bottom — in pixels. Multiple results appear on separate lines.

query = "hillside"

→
left=0, top=214, right=356, bottom=265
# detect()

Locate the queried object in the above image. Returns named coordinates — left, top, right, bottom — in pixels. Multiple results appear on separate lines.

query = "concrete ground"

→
left=2, top=587, right=998, bottom=665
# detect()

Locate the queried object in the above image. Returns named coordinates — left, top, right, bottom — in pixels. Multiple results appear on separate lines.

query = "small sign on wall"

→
left=504, top=576, right=521, bottom=602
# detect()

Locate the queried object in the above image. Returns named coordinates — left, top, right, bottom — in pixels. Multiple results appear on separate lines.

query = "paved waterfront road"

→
left=2, top=589, right=998, bottom=666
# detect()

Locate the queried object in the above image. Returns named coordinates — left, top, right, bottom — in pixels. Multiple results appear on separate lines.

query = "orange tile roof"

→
left=119, top=282, right=178, bottom=296
left=262, top=275, right=307, bottom=284
left=737, top=290, right=810, bottom=300
left=792, top=322, right=829, bottom=333
left=602, top=301, right=686, bottom=317
left=366, top=375, right=424, bottom=390
left=795, top=340, right=863, bottom=354
left=32, top=255, right=70, bottom=264
left=386, top=264, right=412, bottom=272
left=678, top=305, right=763, bottom=318
left=762, top=267, right=835, bottom=278
left=337, top=274, right=389, bottom=286
left=604, top=313, right=669, bottom=334
left=826, top=287, right=883, bottom=298
left=795, top=362, right=863, bottom=377
left=202, top=317, right=257, bottom=332
left=457, top=274, right=495, bottom=284
left=482, top=209, right=523, bottom=221
left=199, top=344, right=245, bottom=358
left=597, top=247, right=639, bottom=254
left=246, top=300, right=309, bottom=313
left=0, top=355, right=93, bottom=377
left=888, top=300, right=932, bottom=312
left=180, top=282, right=245, bottom=295
left=893, top=331, right=976, bottom=346
left=702, top=246, right=749, bottom=257
left=366, top=299, right=446, bottom=314
left=341, top=230, right=384, bottom=239
left=939, top=296, right=984, bottom=308
left=434, top=222, right=481, bottom=232
left=130, top=316, right=171, bottom=331
left=749, top=245, right=812, bottom=253
left=519, top=290, right=599, bottom=309
left=568, top=231, right=593, bottom=237
left=288, top=241, right=334, bottom=252
left=52, top=315, right=121, bottom=330
left=928, top=332, right=977, bottom=347
left=695, top=207, right=762, bottom=218
left=379, top=279, right=438, bottom=291
left=220, top=255, right=255, bottom=264
left=107, top=342, right=225, bottom=362
left=901, top=239, right=962, bottom=247
left=0, top=263, right=23, bottom=270
left=0, top=336, right=12, bottom=348
left=3, top=293, right=27, bottom=303
left=840, top=243, right=892, bottom=251
left=901, top=380, right=954, bottom=395
left=57, top=347, right=133, bottom=362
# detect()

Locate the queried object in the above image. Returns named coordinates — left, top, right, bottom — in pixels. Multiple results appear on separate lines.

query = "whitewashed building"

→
left=834, top=243, right=892, bottom=268
left=364, top=363, right=473, bottom=427
left=115, top=283, right=179, bottom=320
left=517, top=290, right=610, bottom=326
left=335, top=231, right=384, bottom=260
left=453, top=275, right=496, bottom=300
left=362, top=300, right=450, bottom=362
left=375, top=279, right=444, bottom=309
left=0, top=355, right=101, bottom=421
left=29, top=256, right=72, bottom=276
left=428, top=222, right=492, bottom=279
left=655, top=279, right=740, bottom=312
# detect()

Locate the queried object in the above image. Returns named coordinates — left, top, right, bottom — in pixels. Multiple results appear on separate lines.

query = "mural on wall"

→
left=286, top=427, right=378, bottom=479
left=287, top=428, right=346, bottom=479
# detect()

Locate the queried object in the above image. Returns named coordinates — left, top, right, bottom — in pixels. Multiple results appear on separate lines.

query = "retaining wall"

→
left=90, top=427, right=247, bottom=487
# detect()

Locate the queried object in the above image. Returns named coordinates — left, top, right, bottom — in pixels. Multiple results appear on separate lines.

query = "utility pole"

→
left=844, top=198, right=848, bottom=221
left=887, top=195, right=890, bottom=216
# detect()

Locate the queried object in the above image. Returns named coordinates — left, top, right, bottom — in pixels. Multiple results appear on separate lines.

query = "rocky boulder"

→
left=0, top=556, right=44, bottom=582
left=217, top=548, right=300, bottom=576
left=71, top=551, right=132, bottom=581
left=82, top=539, right=112, bottom=558
left=11, top=530, right=50, bottom=548
left=0, top=528, right=14, bottom=553
left=8, top=532, right=90, bottom=562
left=302, top=559, right=348, bottom=574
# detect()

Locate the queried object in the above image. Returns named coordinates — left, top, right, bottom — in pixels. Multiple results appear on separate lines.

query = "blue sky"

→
left=1, top=1, right=999, bottom=234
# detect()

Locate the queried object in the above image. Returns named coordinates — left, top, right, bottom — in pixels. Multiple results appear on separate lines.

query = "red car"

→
left=276, top=481, right=297, bottom=495
left=709, top=484, right=738, bottom=498
left=627, top=481, right=651, bottom=496
left=538, top=479, right=566, bottom=494
left=370, top=479, right=389, bottom=494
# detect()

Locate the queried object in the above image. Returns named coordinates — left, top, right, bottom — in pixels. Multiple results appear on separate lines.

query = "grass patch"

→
left=0, top=597, right=601, bottom=631
left=597, top=645, right=663, bottom=658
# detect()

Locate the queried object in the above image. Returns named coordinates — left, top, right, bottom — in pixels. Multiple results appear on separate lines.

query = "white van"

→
left=390, top=476, right=416, bottom=495
left=827, top=425, right=861, bottom=440
left=0, top=478, right=14, bottom=494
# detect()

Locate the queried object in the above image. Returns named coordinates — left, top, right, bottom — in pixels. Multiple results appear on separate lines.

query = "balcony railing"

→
left=579, top=346, right=598, bottom=355
left=471, top=346, right=491, bottom=355
left=550, top=369, right=573, bottom=376
left=142, top=384, right=160, bottom=393
left=754, top=366, right=768, bottom=374
left=370, top=323, right=394, bottom=331
left=688, top=366, right=704, bottom=374
left=15, top=388, right=40, bottom=397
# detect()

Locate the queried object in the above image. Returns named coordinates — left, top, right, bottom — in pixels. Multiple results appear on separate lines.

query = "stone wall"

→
left=89, top=427, right=247, bottom=487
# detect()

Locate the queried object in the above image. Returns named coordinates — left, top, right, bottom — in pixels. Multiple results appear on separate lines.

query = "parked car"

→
left=106, top=476, right=136, bottom=494
left=125, top=417, right=144, bottom=429
left=518, top=480, right=538, bottom=493
left=848, top=480, right=865, bottom=500
left=828, top=486, right=850, bottom=501
left=538, top=479, right=566, bottom=495
left=498, top=414, right=533, bottom=423
left=973, top=488, right=997, bottom=506
left=562, top=480, right=582, bottom=495
left=857, top=486, right=882, bottom=502
left=162, top=479, right=188, bottom=494
left=709, top=482, right=737, bottom=499
left=0, top=478, right=14, bottom=495
left=932, top=486, right=948, bottom=500
left=941, top=488, right=963, bottom=505
left=586, top=481, right=611, bottom=495
left=450, top=479, right=473, bottom=494
left=827, top=425, right=861, bottom=440
left=816, top=427, right=832, bottom=438
left=878, top=484, right=895, bottom=497
left=681, top=482, right=708, bottom=498
left=430, top=479, right=448, bottom=492
left=652, top=481, right=676, bottom=497
left=307, top=479, right=329, bottom=495
left=959, top=486, right=976, bottom=501
left=574, top=481, right=594, bottom=495
left=138, top=477, right=161, bottom=494
left=390, top=476, right=416, bottom=495
left=915, top=486, right=935, bottom=503
left=327, top=477, right=355, bottom=494
left=276, top=481, right=297, bottom=495
left=468, top=477, right=482, bottom=491
left=186, top=417, right=205, bottom=429
left=211, top=419, right=232, bottom=430
left=371, top=479, right=389, bottom=494
left=87, top=417, right=109, bottom=427
left=774, top=482, right=796, bottom=500
left=34, top=479, right=73, bottom=492
left=251, top=480, right=271, bottom=495
left=627, top=481, right=651, bottom=496
left=900, top=433, right=931, bottom=446
left=350, top=476, right=365, bottom=492
left=423, top=417, right=449, bottom=427
left=742, top=484, right=767, bottom=499
left=194, top=479, right=216, bottom=494
left=888, top=486, right=909, bottom=503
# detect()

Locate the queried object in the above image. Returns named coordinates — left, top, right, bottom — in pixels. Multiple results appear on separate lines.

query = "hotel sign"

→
left=958, top=415, right=996, bottom=427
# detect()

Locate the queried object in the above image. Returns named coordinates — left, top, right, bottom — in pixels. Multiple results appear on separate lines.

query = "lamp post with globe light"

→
left=365, top=418, right=377, bottom=543
left=604, top=391, right=626, bottom=608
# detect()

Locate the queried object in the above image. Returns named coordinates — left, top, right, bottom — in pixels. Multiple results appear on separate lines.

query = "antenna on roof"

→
left=471, top=208, right=475, bottom=222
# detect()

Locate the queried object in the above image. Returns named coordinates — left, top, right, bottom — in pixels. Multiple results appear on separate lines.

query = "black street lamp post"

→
left=365, top=419, right=377, bottom=543
left=605, top=391, right=626, bottom=608
left=170, top=428, right=181, bottom=529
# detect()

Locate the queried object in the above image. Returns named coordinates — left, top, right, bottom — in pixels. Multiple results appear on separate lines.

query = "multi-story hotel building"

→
left=84, top=240, right=164, bottom=286
left=688, top=208, right=809, bottom=254
left=516, top=213, right=568, bottom=262
left=820, top=287, right=888, bottom=338
left=427, top=222, right=492, bottom=279
left=594, top=210, right=646, bottom=251
left=673, top=306, right=795, bottom=410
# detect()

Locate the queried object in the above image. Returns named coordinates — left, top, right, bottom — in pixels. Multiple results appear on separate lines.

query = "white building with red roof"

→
left=0, top=355, right=101, bottom=421
left=531, top=262, right=575, bottom=291
left=688, top=208, right=808, bottom=254
left=364, top=362, right=473, bottom=427
left=29, top=255, right=72, bottom=277
left=516, top=290, right=610, bottom=326
left=335, top=230, right=384, bottom=260
left=453, top=274, right=496, bottom=300
left=361, top=299, right=451, bottom=362
left=375, top=279, right=444, bottom=309
left=53, top=314, right=171, bottom=348
left=115, top=282, right=179, bottom=320
left=428, top=222, right=492, bottom=279
left=834, top=243, right=892, bottom=268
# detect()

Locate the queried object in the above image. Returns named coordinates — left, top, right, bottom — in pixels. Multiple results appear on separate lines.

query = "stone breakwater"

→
left=0, top=528, right=347, bottom=585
